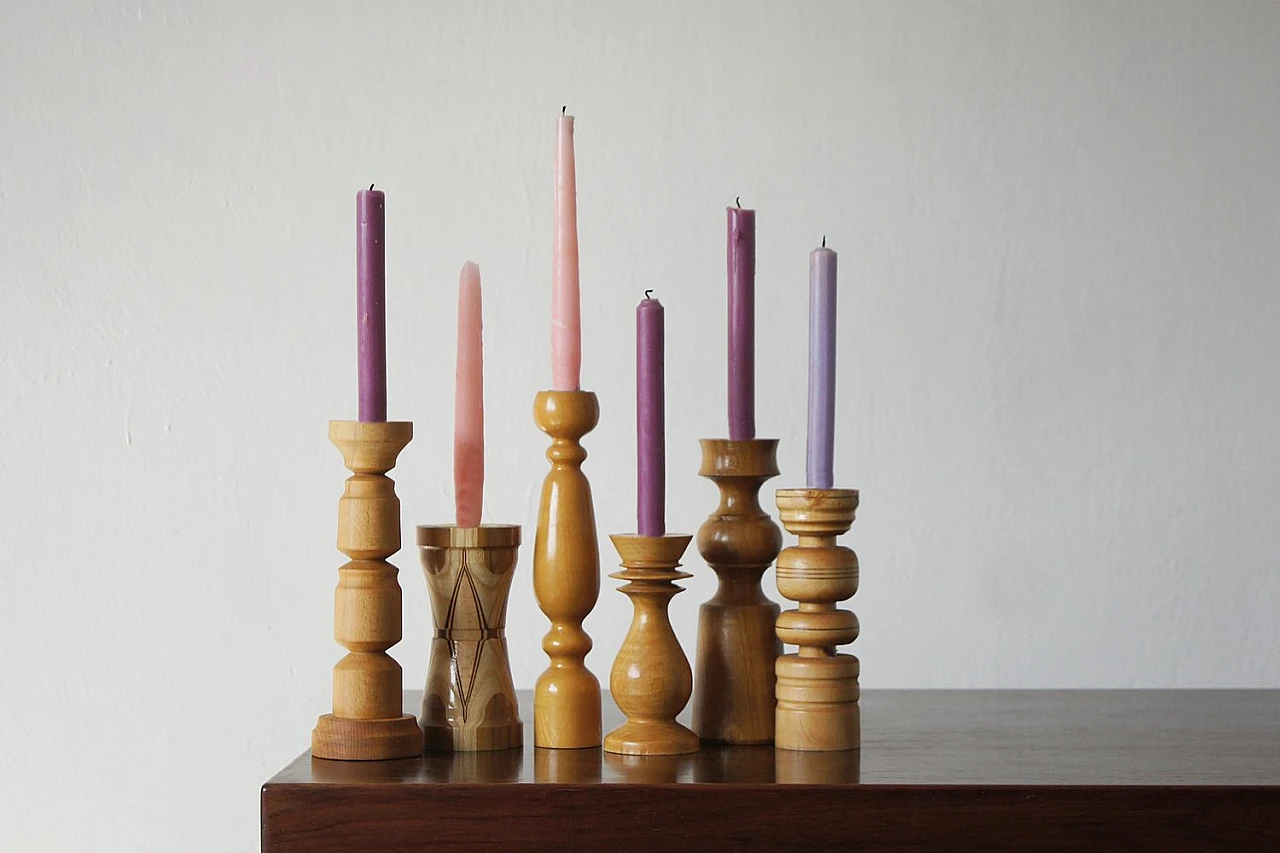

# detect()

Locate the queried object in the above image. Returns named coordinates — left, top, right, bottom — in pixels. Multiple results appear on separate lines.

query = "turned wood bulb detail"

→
left=774, top=488, right=861, bottom=752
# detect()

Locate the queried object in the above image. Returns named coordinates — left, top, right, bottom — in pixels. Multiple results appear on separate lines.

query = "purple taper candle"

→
left=727, top=204, right=756, bottom=440
left=807, top=240, right=837, bottom=489
left=356, top=186, right=387, bottom=422
left=637, top=293, right=666, bottom=536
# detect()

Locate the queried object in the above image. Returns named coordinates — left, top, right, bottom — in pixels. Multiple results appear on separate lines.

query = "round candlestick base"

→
left=311, top=714, right=422, bottom=762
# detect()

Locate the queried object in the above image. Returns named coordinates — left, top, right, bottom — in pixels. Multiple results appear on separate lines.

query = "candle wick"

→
left=736, top=196, right=741, bottom=208
left=645, top=289, right=653, bottom=300
left=369, top=183, right=375, bottom=191
left=822, top=234, right=826, bottom=248
left=562, top=105, right=566, bottom=115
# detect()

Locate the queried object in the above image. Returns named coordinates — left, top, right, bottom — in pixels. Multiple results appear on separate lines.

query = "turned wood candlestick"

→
left=532, top=390, right=602, bottom=749
left=774, top=488, right=861, bottom=751
left=312, top=420, right=421, bottom=761
left=417, top=524, right=523, bottom=752
left=604, top=534, right=699, bottom=756
left=692, top=438, right=784, bottom=744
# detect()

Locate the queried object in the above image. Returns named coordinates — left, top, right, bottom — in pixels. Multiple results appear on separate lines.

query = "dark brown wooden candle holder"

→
left=691, top=438, right=784, bottom=744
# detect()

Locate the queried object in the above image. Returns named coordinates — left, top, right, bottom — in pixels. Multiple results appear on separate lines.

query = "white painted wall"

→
left=3, top=0, right=1278, bottom=849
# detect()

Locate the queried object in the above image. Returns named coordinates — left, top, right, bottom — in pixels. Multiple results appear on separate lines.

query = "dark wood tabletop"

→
left=262, top=689, right=1280, bottom=852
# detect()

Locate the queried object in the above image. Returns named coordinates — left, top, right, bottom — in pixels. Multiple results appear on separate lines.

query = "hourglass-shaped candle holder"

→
left=532, top=390, right=602, bottom=749
left=311, top=420, right=421, bottom=761
left=604, top=533, right=699, bottom=756
left=417, top=524, right=523, bottom=752
left=691, top=438, right=784, bottom=744
left=774, top=487, right=861, bottom=751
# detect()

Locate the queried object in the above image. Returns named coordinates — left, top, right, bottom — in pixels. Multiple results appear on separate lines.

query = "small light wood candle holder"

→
left=417, top=524, right=523, bottom=752
left=604, top=534, right=699, bottom=756
left=774, top=488, right=861, bottom=752
left=532, top=390, right=602, bottom=749
left=692, top=438, right=784, bottom=744
left=311, top=420, right=421, bottom=761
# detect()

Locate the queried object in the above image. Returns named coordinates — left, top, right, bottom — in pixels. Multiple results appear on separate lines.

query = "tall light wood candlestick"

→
left=417, top=524, right=522, bottom=752
left=312, top=420, right=421, bottom=761
left=692, top=438, right=783, bottom=744
left=774, top=488, right=861, bottom=751
left=532, top=390, right=602, bottom=748
left=604, top=534, right=699, bottom=756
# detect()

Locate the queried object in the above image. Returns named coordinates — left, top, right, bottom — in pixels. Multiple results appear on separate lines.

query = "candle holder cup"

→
left=774, top=488, right=861, bottom=752
left=604, top=533, right=699, bottom=756
left=417, top=524, right=523, bottom=752
left=312, top=420, right=421, bottom=761
left=532, top=390, right=602, bottom=749
left=691, top=438, right=784, bottom=744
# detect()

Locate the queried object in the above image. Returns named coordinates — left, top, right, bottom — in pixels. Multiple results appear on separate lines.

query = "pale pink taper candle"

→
left=454, top=261, right=484, bottom=528
left=551, top=109, right=582, bottom=390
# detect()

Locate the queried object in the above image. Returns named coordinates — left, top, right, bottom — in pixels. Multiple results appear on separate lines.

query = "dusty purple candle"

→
left=636, top=294, right=666, bottom=536
left=727, top=205, right=756, bottom=440
left=807, top=243, right=837, bottom=489
left=356, top=186, right=387, bottom=422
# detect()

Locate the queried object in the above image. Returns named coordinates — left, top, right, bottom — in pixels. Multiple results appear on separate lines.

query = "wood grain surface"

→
left=267, top=689, right=1280, bottom=851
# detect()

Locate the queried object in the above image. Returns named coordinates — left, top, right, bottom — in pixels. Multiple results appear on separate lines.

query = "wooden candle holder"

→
left=532, top=390, right=602, bottom=749
left=312, top=420, right=421, bottom=761
left=604, top=534, right=699, bottom=756
left=774, top=488, right=861, bottom=751
left=692, top=438, right=784, bottom=744
left=417, top=524, right=523, bottom=752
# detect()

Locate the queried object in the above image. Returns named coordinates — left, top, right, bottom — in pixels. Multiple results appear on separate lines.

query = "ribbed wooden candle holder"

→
left=311, top=420, right=421, bottom=761
left=532, top=390, right=602, bottom=749
left=417, top=524, right=523, bottom=752
left=604, top=534, right=699, bottom=756
left=692, top=438, right=784, bottom=744
left=774, top=488, right=861, bottom=752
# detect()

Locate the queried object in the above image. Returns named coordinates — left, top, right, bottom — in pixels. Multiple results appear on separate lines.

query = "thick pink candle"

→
left=551, top=110, right=582, bottom=391
left=636, top=294, right=665, bottom=536
left=356, top=186, right=387, bottom=422
left=454, top=262, right=485, bottom=528
left=727, top=205, right=756, bottom=439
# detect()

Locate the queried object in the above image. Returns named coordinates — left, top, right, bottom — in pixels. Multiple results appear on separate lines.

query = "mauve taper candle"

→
left=636, top=294, right=665, bottom=536
left=356, top=186, right=387, bottom=422
left=807, top=242, right=837, bottom=489
left=727, top=205, right=756, bottom=440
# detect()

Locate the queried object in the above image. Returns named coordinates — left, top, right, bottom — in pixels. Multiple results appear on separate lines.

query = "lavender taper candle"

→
left=727, top=203, right=756, bottom=440
left=356, top=186, right=387, bottom=422
left=636, top=293, right=665, bottom=536
left=806, top=240, right=837, bottom=489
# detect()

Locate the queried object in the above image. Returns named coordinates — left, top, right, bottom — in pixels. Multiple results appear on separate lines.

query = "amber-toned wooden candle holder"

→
left=692, top=438, right=784, bottom=744
left=774, top=488, right=861, bottom=751
left=417, top=524, right=523, bottom=752
left=604, top=534, right=699, bottom=756
left=311, top=420, right=421, bottom=761
left=532, top=390, right=602, bottom=749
